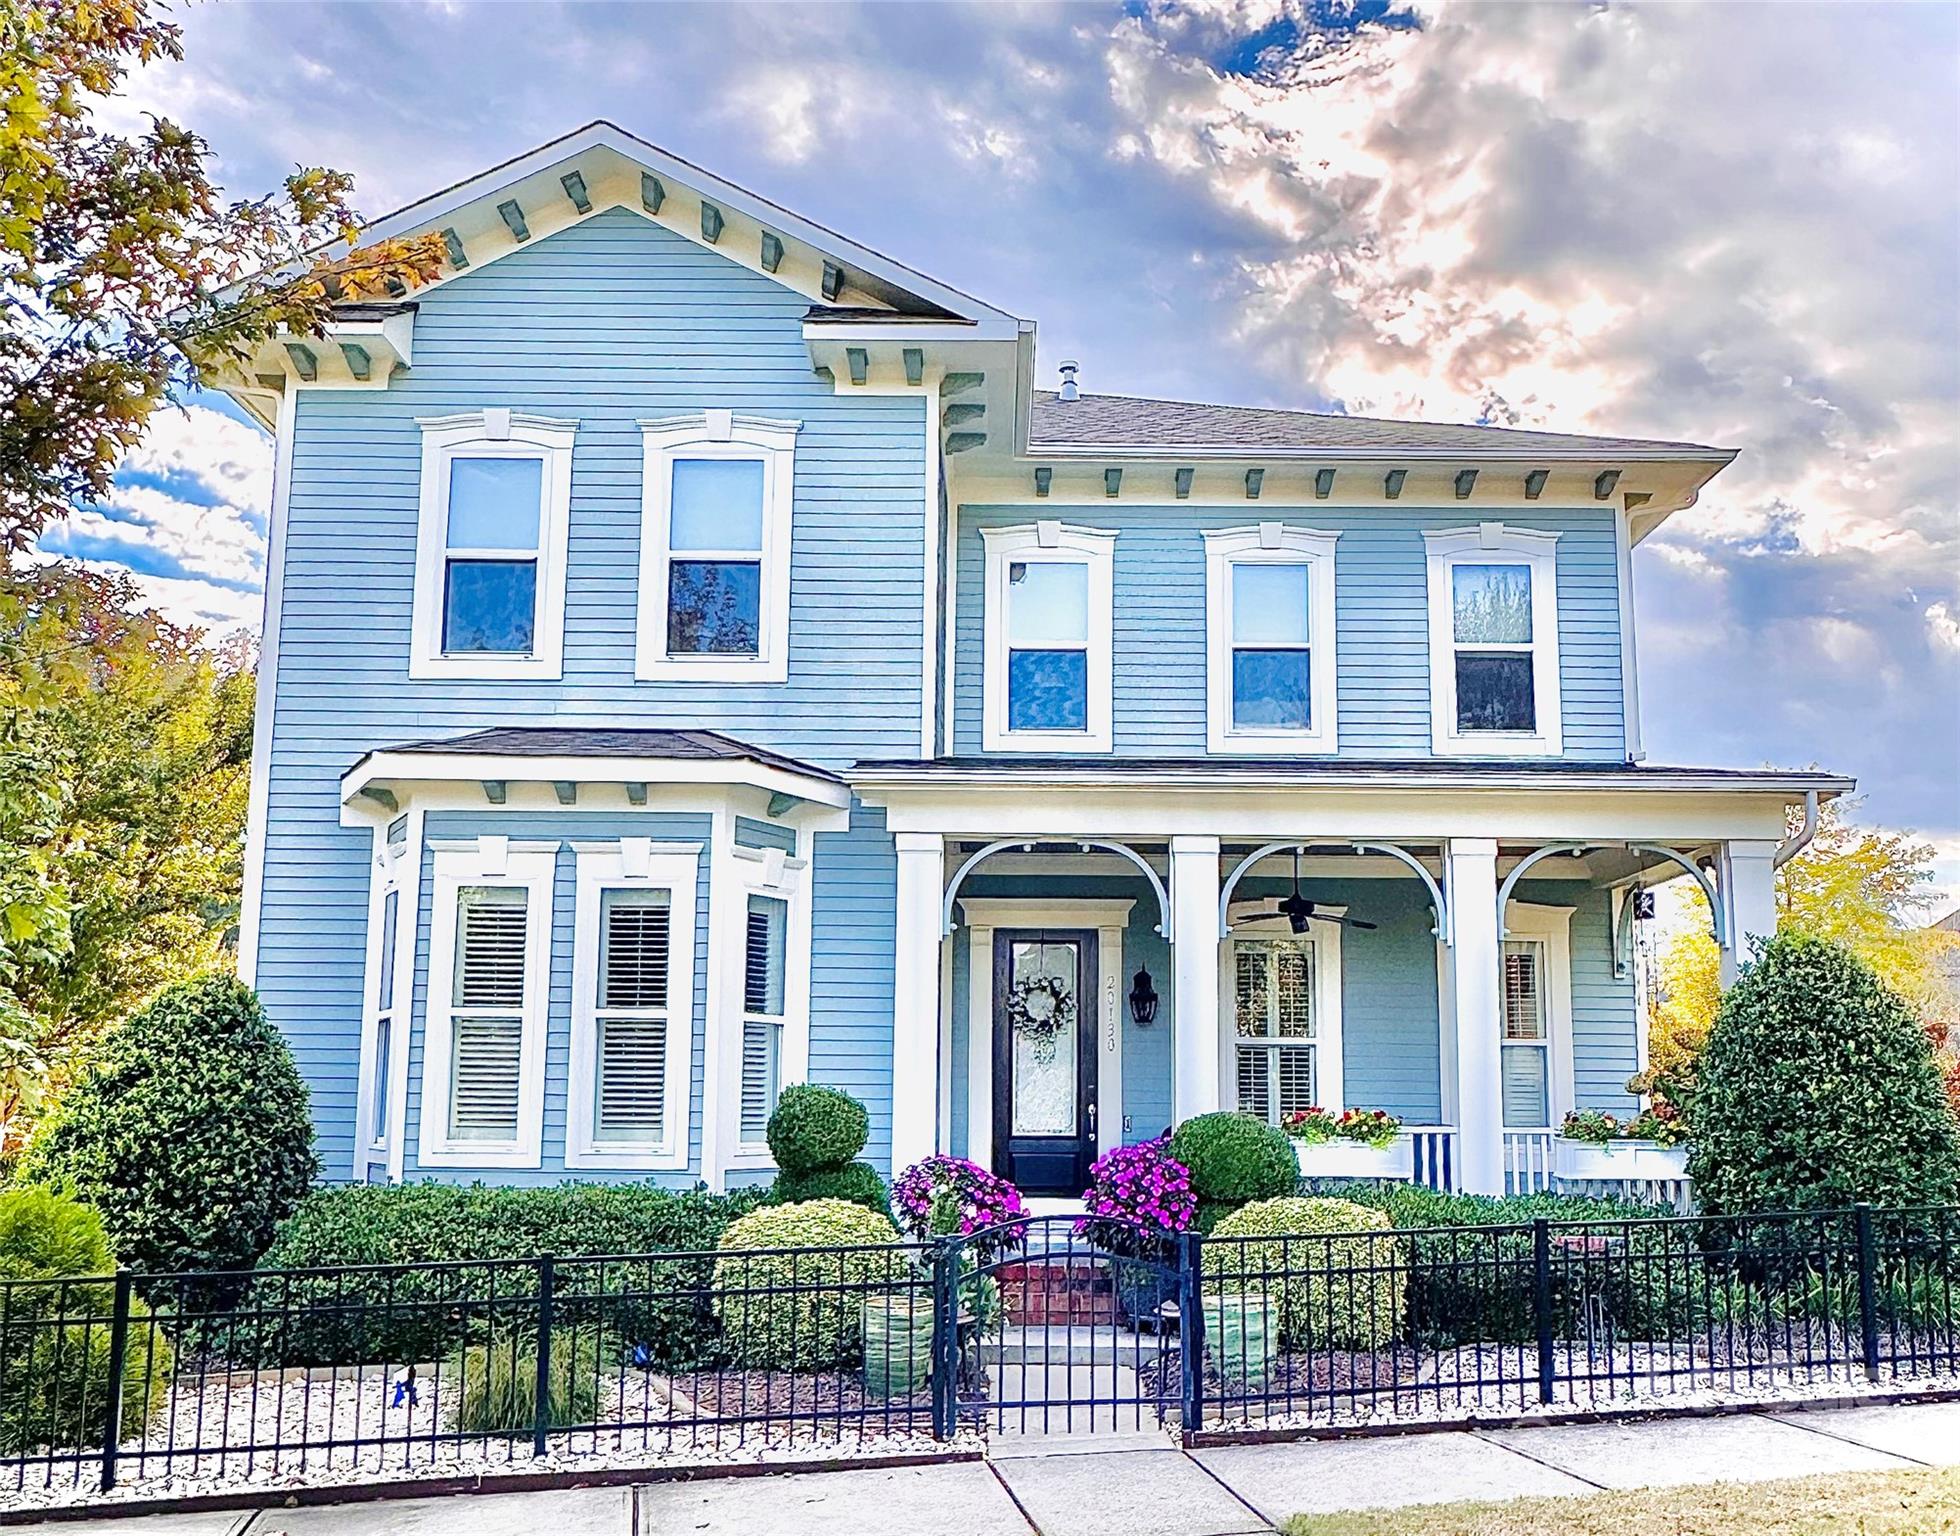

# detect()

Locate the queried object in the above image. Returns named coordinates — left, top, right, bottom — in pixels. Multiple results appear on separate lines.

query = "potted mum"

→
left=1282, top=1106, right=1414, bottom=1181
left=1075, top=1138, right=1197, bottom=1325
left=1553, top=1101, right=1691, bottom=1184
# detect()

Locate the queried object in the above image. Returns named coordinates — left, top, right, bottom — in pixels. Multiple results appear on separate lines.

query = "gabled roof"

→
left=354, top=120, right=1021, bottom=327
left=1029, top=391, right=1734, bottom=462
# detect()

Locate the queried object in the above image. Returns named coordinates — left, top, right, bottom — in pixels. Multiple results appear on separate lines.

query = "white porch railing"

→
left=1504, top=1130, right=1557, bottom=1195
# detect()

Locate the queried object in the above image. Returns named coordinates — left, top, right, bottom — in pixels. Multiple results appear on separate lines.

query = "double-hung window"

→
left=1424, top=525, right=1562, bottom=754
left=981, top=522, right=1116, bottom=752
left=1230, top=923, right=1344, bottom=1125
left=740, top=895, right=788, bottom=1147
left=358, top=817, right=411, bottom=1172
left=639, top=413, right=798, bottom=682
left=1497, top=903, right=1574, bottom=1132
left=568, top=841, right=699, bottom=1169
left=419, top=842, right=554, bottom=1167
left=1203, top=525, right=1339, bottom=753
left=412, top=411, right=575, bottom=680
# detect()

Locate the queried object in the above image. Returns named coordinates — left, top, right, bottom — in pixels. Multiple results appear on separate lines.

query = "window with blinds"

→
left=449, top=886, right=528, bottom=1142
left=1501, top=938, right=1549, bottom=1128
left=1233, top=939, right=1316, bottom=1125
left=370, top=887, right=399, bottom=1147
left=594, top=890, right=671, bottom=1144
left=742, top=894, right=788, bottom=1143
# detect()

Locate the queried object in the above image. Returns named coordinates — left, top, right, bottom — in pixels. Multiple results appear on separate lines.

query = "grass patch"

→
left=1283, top=1465, right=1960, bottom=1536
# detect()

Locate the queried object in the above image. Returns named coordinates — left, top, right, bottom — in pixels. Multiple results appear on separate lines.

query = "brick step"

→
left=997, top=1260, right=1118, bottom=1326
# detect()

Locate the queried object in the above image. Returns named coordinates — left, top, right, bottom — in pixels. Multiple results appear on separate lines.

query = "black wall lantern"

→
left=1128, top=966, right=1159, bottom=1025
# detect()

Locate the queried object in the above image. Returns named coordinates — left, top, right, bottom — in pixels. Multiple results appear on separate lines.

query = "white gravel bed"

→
left=0, top=1364, right=970, bottom=1516
left=1202, top=1354, right=1960, bottom=1434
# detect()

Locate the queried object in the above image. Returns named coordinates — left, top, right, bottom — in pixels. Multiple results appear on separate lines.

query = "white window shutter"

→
left=449, top=888, right=528, bottom=1141
left=451, top=1018, right=523, bottom=1139
left=594, top=892, right=673, bottom=1142
left=740, top=1021, right=779, bottom=1143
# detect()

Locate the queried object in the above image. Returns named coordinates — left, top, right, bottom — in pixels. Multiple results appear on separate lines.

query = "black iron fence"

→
left=2, top=1205, right=1957, bottom=1502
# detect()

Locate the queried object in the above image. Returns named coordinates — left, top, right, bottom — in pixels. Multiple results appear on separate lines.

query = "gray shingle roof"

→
left=375, top=727, right=841, bottom=782
left=1027, top=391, right=1730, bottom=459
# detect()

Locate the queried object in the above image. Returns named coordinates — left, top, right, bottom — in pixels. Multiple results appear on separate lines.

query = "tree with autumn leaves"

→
left=1, top=0, right=440, bottom=1159
left=0, top=0, right=443, bottom=548
left=1642, top=796, right=1960, bottom=1121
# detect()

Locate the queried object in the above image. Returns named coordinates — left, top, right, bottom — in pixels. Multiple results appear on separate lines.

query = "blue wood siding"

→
left=809, top=803, right=898, bottom=1174
left=257, top=208, right=925, bottom=1177
left=404, top=811, right=711, bottom=1186
left=734, top=816, right=797, bottom=852
left=950, top=502, right=1626, bottom=758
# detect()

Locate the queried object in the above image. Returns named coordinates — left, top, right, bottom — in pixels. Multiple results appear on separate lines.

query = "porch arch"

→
left=1610, top=844, right=1726, bottom=976
left=941, top=837, right=1172, bottom=938
left=1217, top=839, right=1449, bottom=942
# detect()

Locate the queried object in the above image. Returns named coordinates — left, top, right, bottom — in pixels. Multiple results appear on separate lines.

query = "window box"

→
left=1292, top=1136, right=1415, bottom=1181
left=1552, top=1137, right=1690, bottom=1183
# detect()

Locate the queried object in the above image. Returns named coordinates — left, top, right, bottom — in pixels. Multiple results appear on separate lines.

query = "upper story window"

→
left=418, top=839, right=554, bottom=1168
left=1424, top=524, right=1563, bottom=755
left=980, top=522, right=1117, bottom=753
left=411, top=411, right=575, bottom=681
left=639, top=412, right=799, bottom=683
left=567, top=839, right=700, bottom=1171
left=1203, top=524, right=1339, bottom=754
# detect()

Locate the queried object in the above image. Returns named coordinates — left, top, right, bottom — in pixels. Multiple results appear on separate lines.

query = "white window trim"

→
left=724, top=839, right=813, bottom=1167
left=1221, top=912, right=1345, bottom=1120
left=1203, top=524, right=1340, bottom=755
left=410, top=410, right=575, bottom=681
left=637, top=412, right=800, bottom=683
left=565, top=839, right=702, bottom=1171
left=417, top=839, right=555, bottom=1168
left=980, top=521, right=1117, bottom=753
left=1500, top=900, right=1575, bottom=1131
left=354, top=823, right=414, bottom=1178
left=1424, top=523, right=1563, bottom=756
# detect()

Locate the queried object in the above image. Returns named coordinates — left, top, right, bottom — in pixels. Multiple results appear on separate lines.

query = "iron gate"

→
left=937, top=1214, right=1192, bottom=1438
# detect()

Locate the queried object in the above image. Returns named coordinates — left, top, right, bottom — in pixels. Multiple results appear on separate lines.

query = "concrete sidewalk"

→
left=19, top=1399, right=1960, bottom=1536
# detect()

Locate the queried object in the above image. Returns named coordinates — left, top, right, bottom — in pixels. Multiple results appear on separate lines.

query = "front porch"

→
left=853, top=760, right=1828, bottom=1202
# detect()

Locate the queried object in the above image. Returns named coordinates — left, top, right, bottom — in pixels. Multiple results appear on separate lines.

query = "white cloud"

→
left=1929, top=602, right=1960, bottom=655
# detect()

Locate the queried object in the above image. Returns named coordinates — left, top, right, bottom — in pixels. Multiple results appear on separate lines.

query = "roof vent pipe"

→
left=1058, top=360, right=1080, bottom=402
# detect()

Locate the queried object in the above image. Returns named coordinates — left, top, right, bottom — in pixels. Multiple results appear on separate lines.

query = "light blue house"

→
left=219, top=123, right=1847, bottom=1201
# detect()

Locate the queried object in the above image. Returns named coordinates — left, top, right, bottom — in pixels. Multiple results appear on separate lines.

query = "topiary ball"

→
left=1169, top=1112, right=1298, bottom=1222
left=711, top=1199, right=905, bottom=1369
left=766, top=1084, right=870, bottom=1175
left=1203, top=1195, right=1402, bottom=1350
left=766, top=1160, right=891, bottom=1218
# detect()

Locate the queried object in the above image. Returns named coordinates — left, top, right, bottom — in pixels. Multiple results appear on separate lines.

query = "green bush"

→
left=19, top=976, right=318, bottom=1282
left=766, top=1160, right=890, bottom=1217
left=765, top=1085, right=870, bottom=1176
left=248, top=1180, right=764, bottom=1368
left=447, top=1329, right=603, bottom=1436
left=1331, top=1184, right=1668, bottom=1346
left=1203, top=1196, right=1403, bottom=1350
left=1169, top=1113, right=1298, bottom=1229
left=1689, top=932, right=1960, bottom=1215
left=0, top=1187, right=172, bottom=1453
left=711, top=1199, right=907, bottom=1370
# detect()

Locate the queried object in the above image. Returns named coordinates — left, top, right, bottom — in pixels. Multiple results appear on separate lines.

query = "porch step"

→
left=997, top=1259, right=1117, bottom=1326
left=989, top=1325, right=1177, bottom=1367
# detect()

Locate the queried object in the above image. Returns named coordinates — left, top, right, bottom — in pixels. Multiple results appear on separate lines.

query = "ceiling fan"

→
left=1270, top=848, right=1378, bottom=934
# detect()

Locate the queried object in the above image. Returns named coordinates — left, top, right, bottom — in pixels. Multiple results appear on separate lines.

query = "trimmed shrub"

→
left=1203, top=1196, right=1403, bottom=1350
left=765, top=1085, right=870, bottom=1176
left=1169, top=1113, right=1298, bottom=1230
left=447, top=1329, right=603, bottom=1436
left=19, top=976, right=317, bottom=1281
left=711, top=1199, right=907, bottom=1370
left=1690, top=932, right=1960, bottom=1215
left=766, top=1161, right=890, bottom=1217
left=0, top=1187, right=172, bottom=1452
left=249, top=1180, right=764, bottom=1368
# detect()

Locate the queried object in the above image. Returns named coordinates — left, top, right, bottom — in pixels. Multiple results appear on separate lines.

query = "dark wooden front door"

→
left=992, top=929, right=1098, bottom=1196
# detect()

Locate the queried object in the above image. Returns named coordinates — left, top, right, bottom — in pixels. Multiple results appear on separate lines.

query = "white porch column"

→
left=1719, top=839, right=1779, bottom=985
left=1171, top=835, right=1222, bottom=1124
left=1446, top=838, right=1506, bottom=1196
left=891, top=832, right=945, bottom=1177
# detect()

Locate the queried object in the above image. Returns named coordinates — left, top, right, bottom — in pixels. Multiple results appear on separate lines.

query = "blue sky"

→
left=47, top=0, right=1960, bottom=904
